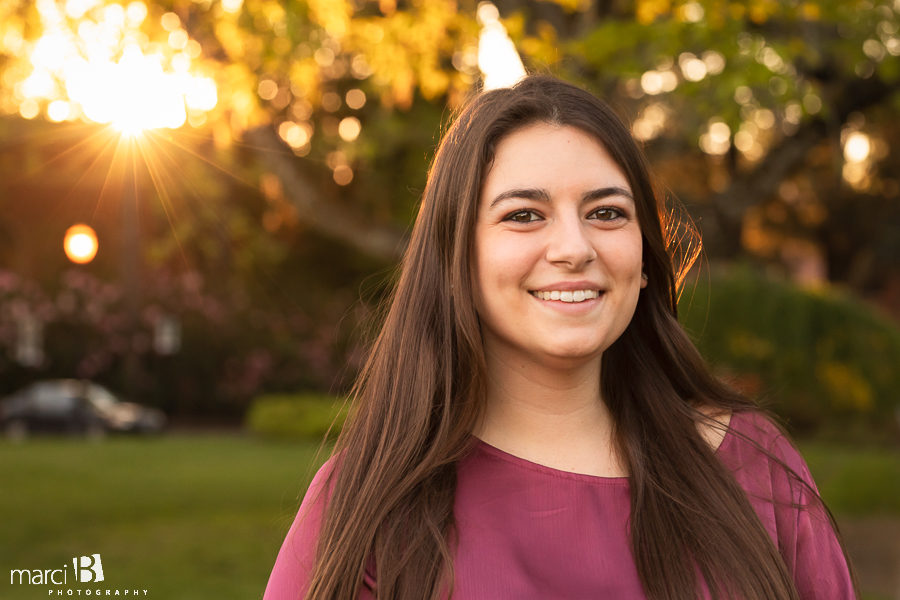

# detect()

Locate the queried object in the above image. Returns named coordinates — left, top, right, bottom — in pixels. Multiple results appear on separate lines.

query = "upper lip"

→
left=529, top=281, right=605, bottom=292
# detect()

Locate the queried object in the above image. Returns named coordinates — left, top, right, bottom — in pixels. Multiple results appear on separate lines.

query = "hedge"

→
left=678, top=266, right=900, bottom=439
left=246, top=270, right=900, bottom=442
left=245, top=393, right=348, bottom=440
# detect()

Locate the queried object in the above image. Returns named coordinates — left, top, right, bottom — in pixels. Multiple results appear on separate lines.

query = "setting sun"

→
left=11, top=0, right=217, bottom=135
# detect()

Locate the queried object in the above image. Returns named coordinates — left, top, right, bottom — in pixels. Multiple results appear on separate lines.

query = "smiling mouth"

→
left=529, top=290, right=603, bottom=303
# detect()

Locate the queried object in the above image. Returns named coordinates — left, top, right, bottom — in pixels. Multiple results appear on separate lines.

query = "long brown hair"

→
left=305, top=75, right=855, bottom=599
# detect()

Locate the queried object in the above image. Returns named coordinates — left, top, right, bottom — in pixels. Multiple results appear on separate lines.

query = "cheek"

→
left=474, top=232, right=535, bottom=294
left=605, top=234, right=645, bottom=279
left=470, top=232, right=492, bottom=316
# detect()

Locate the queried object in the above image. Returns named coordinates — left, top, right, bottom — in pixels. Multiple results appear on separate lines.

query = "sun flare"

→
left=11, top=0, right=217, bottom=135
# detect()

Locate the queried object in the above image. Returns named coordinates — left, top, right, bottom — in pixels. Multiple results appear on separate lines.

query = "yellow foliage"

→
left=260, top=1, right=286, bottom=29
left=215, top=20, right=245, bottom=60
left=502, top=13, right=526, bottom=39
left=701, top=1, right=727, bottom=28
left=727, top=331, right=773, bottom=360
left=728, top=2, right=746, bottom=20
left=419, top=68, right=450, bottom=100
left=289, top=60, right=321, bottom=99
left=637, top=0, right=672, bottom=25
left=347, top=0, right=466, bottom=109
left=379, top=0, right=397, bottom=17
left=521, top=20, right=560, bottom=66
left=548, top=0, right=592, bottom=12
left=221, top=63, right=269, bottom=131
left=0, top=13, right=25, bottom=53
left=0, top=14, right=27, bottom=110
left=817, top=362, right=874, bottom=412
left=799, top=2, right=821, bottom=21
left=308, top=0, right=353, bottom=38
left=391, top=67, right=414, bottom=109
left=747, top=0, right=780, bottom=24
left=272, top=36, right=292, bottom=57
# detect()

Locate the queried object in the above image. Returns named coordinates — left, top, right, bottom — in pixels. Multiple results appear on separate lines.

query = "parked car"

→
left=0, top=379, right=166, bottom=439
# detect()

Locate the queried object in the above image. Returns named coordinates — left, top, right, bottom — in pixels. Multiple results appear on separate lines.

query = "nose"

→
left=544, top=213, right=597, bottom=269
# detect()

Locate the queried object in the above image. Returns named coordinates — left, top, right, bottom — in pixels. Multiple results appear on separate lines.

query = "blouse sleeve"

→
left=263, top=457, right=336, bottom=600
left=766, top=425, right=857, bottom=599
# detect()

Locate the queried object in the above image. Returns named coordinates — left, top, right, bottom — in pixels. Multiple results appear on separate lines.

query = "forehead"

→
left=481, top=123, right=631, bottom=199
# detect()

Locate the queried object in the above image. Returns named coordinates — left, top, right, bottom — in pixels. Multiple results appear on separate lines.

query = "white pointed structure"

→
left=477, top=2, right=527, bottom=90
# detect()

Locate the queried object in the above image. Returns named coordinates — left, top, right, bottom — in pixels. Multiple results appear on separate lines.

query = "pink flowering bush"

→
left=0, top=267, right=365, bottom=420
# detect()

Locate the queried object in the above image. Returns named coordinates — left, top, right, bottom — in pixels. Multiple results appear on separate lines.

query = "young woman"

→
left=264, top=75, right=857, bottom=599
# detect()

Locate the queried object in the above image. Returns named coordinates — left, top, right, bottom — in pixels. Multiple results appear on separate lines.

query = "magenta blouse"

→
left=263, top=410, right=855, bottom=599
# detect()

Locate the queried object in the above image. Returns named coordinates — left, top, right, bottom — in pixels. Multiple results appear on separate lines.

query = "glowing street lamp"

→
left=10, top=1, right=213, bottom=396
left=63, top=224, right=99, bottom=264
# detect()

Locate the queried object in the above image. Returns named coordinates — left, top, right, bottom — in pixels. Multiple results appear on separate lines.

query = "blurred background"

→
left=0, top=0, right=898, bottom=598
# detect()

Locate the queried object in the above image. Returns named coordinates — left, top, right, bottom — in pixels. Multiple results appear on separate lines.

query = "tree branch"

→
left=244, top=126, right=407, bottom=263
left=703, top=74, right=900, bottom=256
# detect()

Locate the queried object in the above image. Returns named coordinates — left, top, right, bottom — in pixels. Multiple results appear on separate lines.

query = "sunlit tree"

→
left=0, top=0, right=898, bottom=410
left=512, top=0, right=900, bottom=289
left=3, top=0, right=897, bottom=284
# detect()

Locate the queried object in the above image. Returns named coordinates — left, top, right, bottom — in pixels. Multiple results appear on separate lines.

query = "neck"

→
left=474, top=339, right=624, bottom=476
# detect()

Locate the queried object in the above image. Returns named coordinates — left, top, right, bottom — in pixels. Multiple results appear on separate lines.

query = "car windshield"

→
left=31, top=382, right=80, bottom=412
left=88, top=385, right=118, bottom=411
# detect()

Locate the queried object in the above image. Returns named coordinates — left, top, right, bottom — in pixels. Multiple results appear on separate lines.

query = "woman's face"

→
left=472, top=122, right=646, bottom=368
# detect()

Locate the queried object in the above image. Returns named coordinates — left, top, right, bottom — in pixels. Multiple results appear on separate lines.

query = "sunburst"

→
left=0, top=0, right=254, bottom=273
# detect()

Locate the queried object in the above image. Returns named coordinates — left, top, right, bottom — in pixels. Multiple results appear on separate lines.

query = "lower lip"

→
left=529, top=292, right=604, bottom=314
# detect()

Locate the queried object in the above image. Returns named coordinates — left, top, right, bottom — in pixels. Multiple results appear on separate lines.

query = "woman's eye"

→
left=504, top=210, right=541, bottom=223
left=589, top=207, right=624, bottom=221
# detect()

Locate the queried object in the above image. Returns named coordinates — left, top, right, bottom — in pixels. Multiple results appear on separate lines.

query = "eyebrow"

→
left=489, top=186, right=634, bottom=208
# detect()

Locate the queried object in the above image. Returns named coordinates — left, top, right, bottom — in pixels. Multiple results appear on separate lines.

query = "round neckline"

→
left=472, top=410, right=740, bottom=484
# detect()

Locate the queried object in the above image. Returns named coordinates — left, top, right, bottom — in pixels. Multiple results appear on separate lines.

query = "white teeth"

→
left=532, top=290, right=600, bottom=303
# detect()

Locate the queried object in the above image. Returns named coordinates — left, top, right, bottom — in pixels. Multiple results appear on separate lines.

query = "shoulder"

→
left=694, top=406, right=800, bottom=460
left=713, top=409, right=827, bottom=529
left=717, top=412, right=857, bottom=596
left=716, top=410, right=811, bottom=483
left=286, top=453, right=341, bottom=530
left=263, top=455, right=340, bottom=600
left=722, top=410, right=809, bottom=473
left=715, top=410, right=828, bottom=545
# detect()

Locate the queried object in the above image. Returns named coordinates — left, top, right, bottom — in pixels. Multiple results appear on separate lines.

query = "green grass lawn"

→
left=799, top=439, right=900, bottom=516
left=0, top=433, right=329, bottom=600
left=1, top=433, right=897, bottom=600
left=798, top=440, right=900, bottom=600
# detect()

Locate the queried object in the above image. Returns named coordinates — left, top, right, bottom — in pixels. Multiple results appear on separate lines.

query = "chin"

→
left=541, top=344, right=606, bottom=364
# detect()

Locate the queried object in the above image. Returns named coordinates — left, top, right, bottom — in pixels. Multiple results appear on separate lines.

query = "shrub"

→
left=245, top=393, right=349, bottom=440
left=678, top=266, right=900, bottom=440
